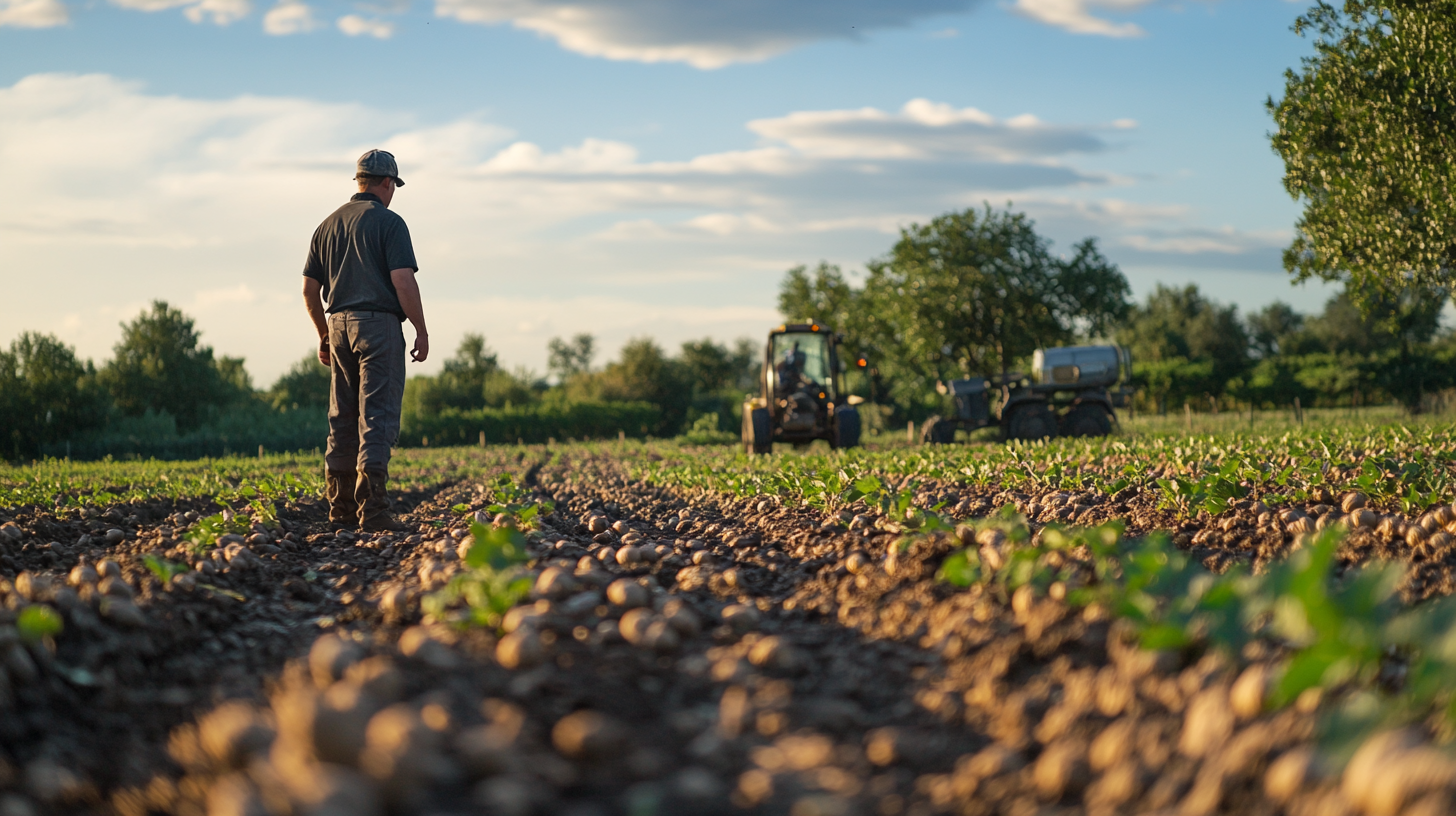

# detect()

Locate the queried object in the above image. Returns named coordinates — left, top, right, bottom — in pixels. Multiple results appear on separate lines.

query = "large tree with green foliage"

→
left=1270, top=0, right=1456, bottom=296
left=99, top=301, right=236, bottom=431
left=778, top=263, right=859, bottom=338
left=861, top=206, right=1129, bottom=394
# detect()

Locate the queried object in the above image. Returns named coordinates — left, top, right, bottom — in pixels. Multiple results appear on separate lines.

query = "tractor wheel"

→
left=1005, top=403, right=1058, bottom=442
left=743, top=405, right=773, bottom=454
left=1061, top=404, right=1112, bottom=438
left=831, top=405, right=861, bottom=449
left=920, top=415, right=956, bottom=445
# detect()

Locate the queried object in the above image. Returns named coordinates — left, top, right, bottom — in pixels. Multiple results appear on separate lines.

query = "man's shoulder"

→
left=316, top=199, right=370, bottom=228
left=371, top=205, right=409, bottom=228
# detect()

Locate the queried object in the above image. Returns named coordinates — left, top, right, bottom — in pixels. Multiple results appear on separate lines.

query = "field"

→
left=4, top=415, right=1456, bottom=816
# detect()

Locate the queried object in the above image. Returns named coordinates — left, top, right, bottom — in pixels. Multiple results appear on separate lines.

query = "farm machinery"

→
left=742, top=322, right=862, bottom=454
left=921, top=344, right=1133, bottom=444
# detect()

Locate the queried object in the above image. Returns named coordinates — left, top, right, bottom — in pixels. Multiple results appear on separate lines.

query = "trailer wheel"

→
left=743, top=405, right=773, bottom=454
left=1061, top=404, right=1112, bottom=438
left=1005, top=403, right=1058, bottom=441
left=920, top=415, right=956, bottom=445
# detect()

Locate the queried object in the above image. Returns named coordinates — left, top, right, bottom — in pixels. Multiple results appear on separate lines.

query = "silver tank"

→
left=1031, top=345, right=1123, bottom=389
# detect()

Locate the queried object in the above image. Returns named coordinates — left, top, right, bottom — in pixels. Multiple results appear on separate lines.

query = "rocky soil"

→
left=0, top=446, right=1453, bottom=816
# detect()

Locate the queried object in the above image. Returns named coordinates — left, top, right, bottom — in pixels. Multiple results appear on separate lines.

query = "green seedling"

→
left=423, top=522, right=533, bottom=629
left=142, top=555, right=189, bottom=583
left=183, top=511, right=251, bottom=553
left=18, top=604, right=63, bottom=644
left=483, top=474, right=555, bottom=530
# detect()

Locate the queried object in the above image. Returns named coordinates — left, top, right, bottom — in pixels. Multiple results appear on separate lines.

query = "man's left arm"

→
left=302, top=277, right=330, bottom=366
left=391, top=268, right=428, bottom=362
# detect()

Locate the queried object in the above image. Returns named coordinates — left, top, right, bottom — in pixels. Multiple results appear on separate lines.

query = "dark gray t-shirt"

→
left=303, top=193, right=418, bottom=317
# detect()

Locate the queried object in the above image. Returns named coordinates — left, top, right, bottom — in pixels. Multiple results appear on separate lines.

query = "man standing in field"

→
left=301, top=149, right=429, bottom=532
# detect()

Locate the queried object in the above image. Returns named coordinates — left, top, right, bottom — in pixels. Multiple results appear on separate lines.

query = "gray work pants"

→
left=326, top=311, right=405, bottom=473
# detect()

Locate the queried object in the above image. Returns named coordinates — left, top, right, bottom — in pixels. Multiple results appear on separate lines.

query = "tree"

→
left=268, top=353, right=332, bottom=411
left=862, top=206, right=1129, bottom=396
left=1117, top=285, right=1249, bottom=382
left=481, top=368, right=537, bottom=408
left=0, top=333, right=107, bottom=458
left=215, top=356, right=255, bottom=404
left=99, top=301, right=232, bottom=431
left=678, top=339, right=735, bottom=398
left=1270, top=1, right=1456, bottom=296
left=547, top=334, right=595, bottom=382
left=778, top=263, right=858, bottom=335
left=404, top=334, right=508, bottom=416
left=729, top=338, right=759, bottom=392
left=588, top=338, right=691, bottom=435
left=1116, top=285, right=1249, bottom=408
left=1246, top=302, right=1305, bottom=359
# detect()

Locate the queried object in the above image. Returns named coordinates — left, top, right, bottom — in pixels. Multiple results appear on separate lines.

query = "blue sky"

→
left=1, top=0, right=1338, bottom=384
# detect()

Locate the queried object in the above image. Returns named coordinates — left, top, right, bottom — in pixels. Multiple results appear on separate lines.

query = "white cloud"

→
left=433, top=0, right=975, bottom=68
left=0, top=0, right=67, bottom=27
left=1120, top=226, right=1288, bottom=255
left=2, top=73, right=1252, bottom=383
left=747, top=98, right=1110, bottom=162
left=183, top=0, right=247, bottom=22
left=1010, top=0, right=1154, bottom=37
left=109, top=0, right=250, bottom=24
left=263, top=0, right=316, bottom=33
left=337, top=13, right=393, bottom=37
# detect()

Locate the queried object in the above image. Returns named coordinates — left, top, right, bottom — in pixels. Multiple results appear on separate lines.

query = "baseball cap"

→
left=355, top=149, right=405, bottom=187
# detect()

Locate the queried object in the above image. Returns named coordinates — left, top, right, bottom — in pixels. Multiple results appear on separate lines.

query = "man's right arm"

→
left=303, top=277, right=330, bottom=366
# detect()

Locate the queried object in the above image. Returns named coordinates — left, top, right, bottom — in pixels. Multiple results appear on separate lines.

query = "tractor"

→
left=742, top=322, right=863, bottom=454
left=921, top=345, right=1133, bottom=444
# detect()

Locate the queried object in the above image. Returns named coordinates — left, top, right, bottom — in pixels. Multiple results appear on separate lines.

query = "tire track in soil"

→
left=0, top=450, right=1415, bottom=815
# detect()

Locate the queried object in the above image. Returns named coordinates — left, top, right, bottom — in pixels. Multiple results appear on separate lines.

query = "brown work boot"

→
left=326, top=469, right=359, bottom=529
left=357, top=468, right=407, bottom=533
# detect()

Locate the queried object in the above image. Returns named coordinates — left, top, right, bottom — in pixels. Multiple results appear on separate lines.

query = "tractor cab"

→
left=743, top=322, right=861, bottom=454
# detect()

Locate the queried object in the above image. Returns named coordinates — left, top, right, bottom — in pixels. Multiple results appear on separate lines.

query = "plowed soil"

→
left=0, top=446, right=1445, bottom=816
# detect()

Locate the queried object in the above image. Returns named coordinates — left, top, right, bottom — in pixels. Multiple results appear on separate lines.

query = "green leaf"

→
left=937, top=550, right=980, bottom=587
left=1271, top=649, right=1342, bottom=708
left=1139, top=623, right=1190, bottom=651
left=142, top=554, right=187, bottom=583
left=18, top=605, right=63, bottom=643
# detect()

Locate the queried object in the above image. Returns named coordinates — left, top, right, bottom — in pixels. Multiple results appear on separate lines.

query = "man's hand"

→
left=410, top=334, right=429, bottom=363
left=318, top=338, right=331, bottom=367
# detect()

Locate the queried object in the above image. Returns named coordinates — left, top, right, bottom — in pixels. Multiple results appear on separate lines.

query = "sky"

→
left=0, top=0, right=1341, bottom=385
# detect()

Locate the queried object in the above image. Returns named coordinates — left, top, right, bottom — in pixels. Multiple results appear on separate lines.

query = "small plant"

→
left=422, top=522, right=533, bottom=629
left=18, top=604, right=63, bottom=644
left=841, top=475, right=953, bottom=534
left=483, top=474, right=554, bottom=530
left=183, top=510, right=252, bottom=553
left=142, top=554, right=189, bottom=584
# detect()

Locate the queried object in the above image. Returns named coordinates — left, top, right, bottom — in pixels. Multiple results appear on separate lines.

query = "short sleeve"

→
left=385, top=217, right=419, bottom=273
left=303, top=225, right=327, bottom=281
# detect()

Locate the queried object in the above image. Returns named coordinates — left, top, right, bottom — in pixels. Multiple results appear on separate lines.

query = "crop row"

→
left=0, top=448, right=544, bottom=511
left=632, top=423, right=1456, bottom=517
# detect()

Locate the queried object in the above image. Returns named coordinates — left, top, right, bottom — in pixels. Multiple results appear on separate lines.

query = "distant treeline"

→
left=7, top=204, right=1454, bottom=460
left=0, top=302, right=762, bottom=461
